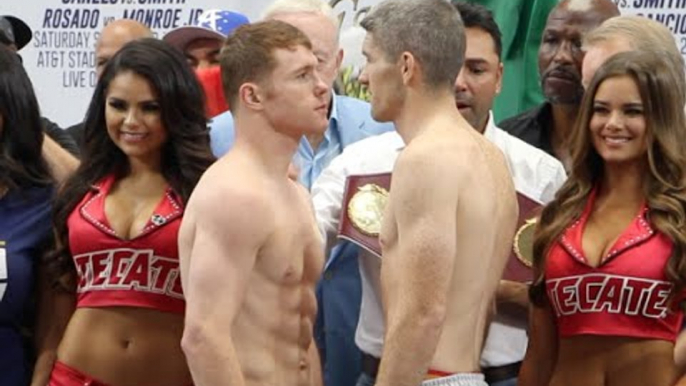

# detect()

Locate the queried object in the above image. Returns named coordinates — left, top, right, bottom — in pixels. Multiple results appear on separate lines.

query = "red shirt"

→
left=545, top=190, right=683, bottom=342
left=68, top=175, right=185, bottom=314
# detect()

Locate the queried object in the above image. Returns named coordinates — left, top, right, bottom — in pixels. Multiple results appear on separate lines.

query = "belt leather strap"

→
left=482, top=361, right=522, bottom=383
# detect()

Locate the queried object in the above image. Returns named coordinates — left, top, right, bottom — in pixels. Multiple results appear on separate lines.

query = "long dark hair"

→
left=531, top=51, right=686, bottom=305
left=49, top=38, right=215, bottom=286
left=0, top=46, right=52, bottom=190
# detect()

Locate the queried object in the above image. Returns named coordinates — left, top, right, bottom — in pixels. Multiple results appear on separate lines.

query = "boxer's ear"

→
left=239, top=83, right=263, bottom=110
left=399, top=52, right=417, bottom=86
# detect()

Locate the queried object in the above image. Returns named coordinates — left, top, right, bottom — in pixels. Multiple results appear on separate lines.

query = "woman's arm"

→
left=518, top=300, right=559, bottom=386
left=674, top=328, right=686, bottom=384
left=30, top=267, right=76, bottom=386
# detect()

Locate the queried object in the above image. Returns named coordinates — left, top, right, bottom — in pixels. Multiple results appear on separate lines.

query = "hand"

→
left=497, top=280, right=529, bottom=303
left=495, top=280, right=530, bottom=322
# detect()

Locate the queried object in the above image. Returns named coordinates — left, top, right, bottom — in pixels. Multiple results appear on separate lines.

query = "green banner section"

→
left=465, top=0, right=558, bottom=124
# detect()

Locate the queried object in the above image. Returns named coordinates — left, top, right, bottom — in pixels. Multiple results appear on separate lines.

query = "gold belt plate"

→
left=347, top=183, right=389, bottom=236
left=513, top=218, right=536, bottom=267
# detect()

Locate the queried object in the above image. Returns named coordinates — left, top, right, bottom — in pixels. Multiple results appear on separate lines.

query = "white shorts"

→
left=421, top=373, right=487, bottom=386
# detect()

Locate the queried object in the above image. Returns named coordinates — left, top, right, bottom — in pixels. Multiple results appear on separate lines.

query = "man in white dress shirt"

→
left=311, top=3, right=566, bottom=386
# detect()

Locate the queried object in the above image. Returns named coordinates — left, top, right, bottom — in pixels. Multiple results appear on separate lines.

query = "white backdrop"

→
left=616, top=0, right=686, bottom=57
left=2, top=0, right=276, bottom=127
left=1, top=0, right=684, bottom=127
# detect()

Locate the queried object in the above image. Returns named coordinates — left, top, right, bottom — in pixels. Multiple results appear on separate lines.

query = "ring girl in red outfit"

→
left=519, top=51, right=686, bottom=386
left=32, top=38, right=214, bottom=386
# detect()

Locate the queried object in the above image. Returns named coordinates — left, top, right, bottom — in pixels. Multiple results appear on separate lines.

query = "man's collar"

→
left=300, top=91, right=338, bottom=148
left=537, top=101, right=553, bottom=125
left=391, top=132, right=406, bottom=151
left=323, top=92, right=341, bottom=142
left=482, top=111, right=497, bottom=140
left=329, top=92, right=339, bottom=124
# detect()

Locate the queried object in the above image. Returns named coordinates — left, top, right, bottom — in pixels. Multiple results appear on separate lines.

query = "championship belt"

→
left=337, top=173, right=392, bottom=258
left=502, top=192, right=542, bottom=283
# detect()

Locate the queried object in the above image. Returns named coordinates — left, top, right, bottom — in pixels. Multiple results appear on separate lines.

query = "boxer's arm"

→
left=517, top=294, right=558, bottom=386
left=376, top=152, right=457, bottom=386
left=181, top=188, right=268, bottom=386
left=299, top=183, right=324, bottom=386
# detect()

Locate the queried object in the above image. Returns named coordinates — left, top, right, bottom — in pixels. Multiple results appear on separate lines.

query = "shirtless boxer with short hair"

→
left=179, top=20, right=328, bottom=386
left=357, top=1, right=518, bottom=385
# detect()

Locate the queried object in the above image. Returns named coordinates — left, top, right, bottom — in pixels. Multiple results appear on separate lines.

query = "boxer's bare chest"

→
left=258, top=184, right=323, bottom=287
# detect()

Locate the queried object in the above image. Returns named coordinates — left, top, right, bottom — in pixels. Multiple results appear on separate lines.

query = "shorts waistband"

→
left=361, top=352, right=484, bottom=386
left=49, top=360, right=194, bottom=386
left=50, top=361, right=111, bottom=386
left=421, top=373, right=487, bottom=386
left=426, top=369, right=458, bottom=379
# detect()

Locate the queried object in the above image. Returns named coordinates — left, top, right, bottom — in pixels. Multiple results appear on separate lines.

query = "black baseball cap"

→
left=0, top=16, right=32, bottom=50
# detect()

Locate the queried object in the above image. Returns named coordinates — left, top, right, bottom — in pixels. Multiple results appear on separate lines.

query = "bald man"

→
left=66, top=19, right=152, bottom=145
left=499, top=0, right=619, bottom=169
left=94, top=19, right=152, bottom=76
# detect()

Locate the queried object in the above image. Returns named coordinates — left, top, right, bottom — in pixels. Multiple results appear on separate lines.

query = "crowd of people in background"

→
left=1, top=0, right=686, bottom=385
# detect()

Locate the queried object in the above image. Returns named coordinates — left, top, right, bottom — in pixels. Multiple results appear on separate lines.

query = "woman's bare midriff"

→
left=550, top=335, right=678, bottom=386
left=57, top=307, right=192, bottom=386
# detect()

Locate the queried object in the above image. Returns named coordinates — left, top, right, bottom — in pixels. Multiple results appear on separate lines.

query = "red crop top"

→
left=67, top=175, right=185, bottom=314
left=545, top=189, right=683, bottom=342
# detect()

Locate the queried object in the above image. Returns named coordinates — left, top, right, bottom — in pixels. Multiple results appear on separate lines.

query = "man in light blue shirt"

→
left=210, top=89, right=388, bottom=190
left=208, top=2, right=392, bottom=386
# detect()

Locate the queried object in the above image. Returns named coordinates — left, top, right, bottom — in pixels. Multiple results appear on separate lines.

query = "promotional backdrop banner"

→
left=2, top=0, right=273, bottom=127
left=2, top=0, right=686, bottom=127
left=617, top=0, right=686, bottom=57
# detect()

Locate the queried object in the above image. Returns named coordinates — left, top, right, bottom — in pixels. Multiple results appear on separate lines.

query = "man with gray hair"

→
left=582, top=15, right=685, bottom=97
left=357, top=1, right=517, bottom=385
left=208, top=2, right=393, bottom=386
left=312, top=3, right=566, bottom=386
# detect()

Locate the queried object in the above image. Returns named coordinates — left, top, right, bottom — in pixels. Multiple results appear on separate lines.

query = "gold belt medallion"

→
left=347, top=183, right=389, bottom=236
left=513, top=218, right=536, bottom=267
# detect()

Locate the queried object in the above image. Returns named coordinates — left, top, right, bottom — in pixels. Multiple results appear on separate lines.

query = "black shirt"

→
left=65, top=122, right=84, bottom=151
left=41, top=117, right=80, bottom=157
left=498, top=102, right=555, bottom=157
